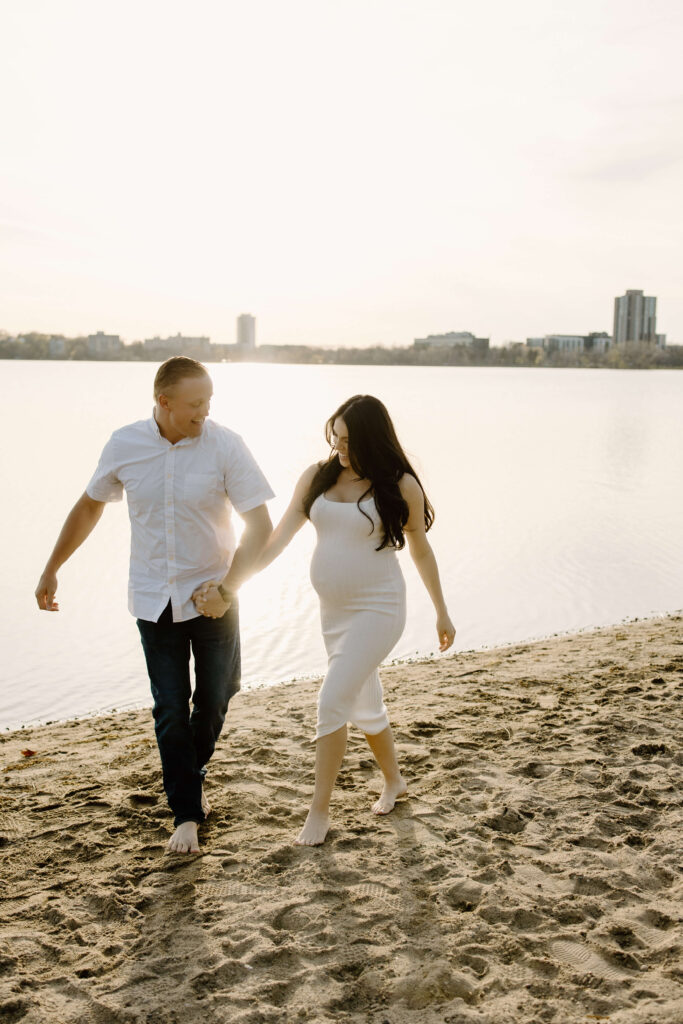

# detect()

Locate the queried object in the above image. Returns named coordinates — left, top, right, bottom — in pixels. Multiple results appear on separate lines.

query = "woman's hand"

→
left=400, top=476, right=455, bottom=653
left=192, top=581, right=230, bottom=619
left=436, top=612, right=456, bottom=652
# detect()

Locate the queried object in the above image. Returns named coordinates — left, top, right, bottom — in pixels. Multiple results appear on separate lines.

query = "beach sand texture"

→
left=1, top=616, right=682, bottom=1024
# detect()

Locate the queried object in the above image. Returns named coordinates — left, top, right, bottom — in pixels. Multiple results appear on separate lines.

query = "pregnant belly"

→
left=310, top=543, right=405, bottom=609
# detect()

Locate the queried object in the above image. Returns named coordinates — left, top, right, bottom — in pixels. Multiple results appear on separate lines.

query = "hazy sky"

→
left=1, top=0, right=681, bottom=347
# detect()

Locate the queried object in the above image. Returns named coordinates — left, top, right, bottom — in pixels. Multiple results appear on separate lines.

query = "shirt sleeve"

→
left=223, top=434, right=274, bottom=513
left=86, top=434, right=125, bottom=503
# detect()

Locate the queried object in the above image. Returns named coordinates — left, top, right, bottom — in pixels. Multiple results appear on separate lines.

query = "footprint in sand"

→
left=638, top=908, right=676, bottom=930
left=271, top=902, right=314, bottom=932
left=190, top=960, right=252, bottom=994
left=249, top=945, right=302, bottom=973
left=441, top=877, right=484, bottom=911
left=409, top=721, right=440, bottom=737
left=199, top=880, right=263, bottom=901
left=550, top=938, right=640, bottom=980
left=347, top=882, right=404, bottom=911
left=0, top=812, right=25, bottom=839
left=389, top=962, right=479, bottom=1009
left=481, top=807, right=532, bottom=834
left=516, top=761, right=558, bottom=780
left=631, top=742, right=669, bottom=757
left=126, top=791, right=158, bottom=807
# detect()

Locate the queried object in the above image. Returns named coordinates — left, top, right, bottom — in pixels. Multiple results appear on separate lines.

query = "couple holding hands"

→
left=36, top=357, right=455, bottom=853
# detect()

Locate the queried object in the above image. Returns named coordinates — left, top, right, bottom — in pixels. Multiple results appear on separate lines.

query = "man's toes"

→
left=167, top=825, right=199, bottom=854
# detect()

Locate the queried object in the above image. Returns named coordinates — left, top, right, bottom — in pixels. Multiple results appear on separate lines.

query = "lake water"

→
left=2, top=360, right=682, bottom=730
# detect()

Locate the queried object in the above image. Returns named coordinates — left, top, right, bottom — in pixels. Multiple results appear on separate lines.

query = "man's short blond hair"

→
left=153, top=357, right=210, bottom=399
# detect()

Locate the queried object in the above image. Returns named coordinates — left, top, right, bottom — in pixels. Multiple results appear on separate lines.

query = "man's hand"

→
left=192, top=580, right=231, bottom=619
left=34, top=493, right=106, bottom=613
left=36, top=570, right=59, bottom=611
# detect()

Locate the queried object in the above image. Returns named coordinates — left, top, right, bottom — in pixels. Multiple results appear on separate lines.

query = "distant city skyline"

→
left=4, top=288, right=668, bottom=353
left=1, top=1, right=681, bottom=347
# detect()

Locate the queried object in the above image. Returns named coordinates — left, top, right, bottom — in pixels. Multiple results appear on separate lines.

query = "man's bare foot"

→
left=201, top=786, right=211, bottom=818
left=167, top=821, right=200, bottom=854
left=372, top=777, right=408, bottom=815
left=295, top=809, right=330, bottom=846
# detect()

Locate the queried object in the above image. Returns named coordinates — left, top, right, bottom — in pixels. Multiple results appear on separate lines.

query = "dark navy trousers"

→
left=137, top=600, right=240, bottom=828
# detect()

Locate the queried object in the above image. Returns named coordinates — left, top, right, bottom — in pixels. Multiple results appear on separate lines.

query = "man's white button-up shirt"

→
left=86, top=416, right=274, bottom=623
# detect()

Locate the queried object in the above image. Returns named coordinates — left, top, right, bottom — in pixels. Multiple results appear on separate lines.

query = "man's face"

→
left=158, top=375, right=213, bottom=441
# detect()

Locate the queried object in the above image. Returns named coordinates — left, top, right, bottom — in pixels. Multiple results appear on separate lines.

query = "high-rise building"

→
left=49, top=337, right=66, bottom=357
left=613, top=290, right=657, bottom=344
left=237, top=314, right=256, bottom=348
left=87, top=331, right=123, bottom=356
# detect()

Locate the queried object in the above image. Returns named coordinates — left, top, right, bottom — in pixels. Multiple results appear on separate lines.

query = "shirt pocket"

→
left=183, top=472, right=221, bottom=508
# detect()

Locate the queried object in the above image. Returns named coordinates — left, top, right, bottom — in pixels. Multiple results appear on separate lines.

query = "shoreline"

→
left=5, top=608, right=681, bottom=734
left=1, top=614, right=682, bottom=1023
left=3, top=356, right=683, bottom=371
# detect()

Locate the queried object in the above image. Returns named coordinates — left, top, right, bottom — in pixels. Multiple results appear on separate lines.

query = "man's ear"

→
left=157, top=393, right=171, bottom=411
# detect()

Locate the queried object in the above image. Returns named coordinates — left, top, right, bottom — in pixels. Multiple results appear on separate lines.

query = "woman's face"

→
left=331, top=416, right=350, bottom=468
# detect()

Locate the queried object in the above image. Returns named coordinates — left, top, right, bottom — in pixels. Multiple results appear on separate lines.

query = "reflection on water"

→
left=4, top=361, right=683, bottom=729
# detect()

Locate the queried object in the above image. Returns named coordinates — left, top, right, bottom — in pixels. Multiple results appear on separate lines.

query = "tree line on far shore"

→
left=1, top=333, right=681, bottom=370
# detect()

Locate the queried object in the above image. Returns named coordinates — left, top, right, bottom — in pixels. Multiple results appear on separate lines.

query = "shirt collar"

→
left=148, top=413, right=197, bottom=448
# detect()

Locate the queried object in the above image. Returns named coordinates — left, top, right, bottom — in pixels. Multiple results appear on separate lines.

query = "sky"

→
left=1, top=0, right=682, bottom=348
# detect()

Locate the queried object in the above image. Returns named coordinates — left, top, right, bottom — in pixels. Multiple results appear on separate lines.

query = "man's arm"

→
left=192, top=503, right=272, bottom=618
left=35, top=492, right=106, bottom=611
left=222, top=503, right=273, bottom=593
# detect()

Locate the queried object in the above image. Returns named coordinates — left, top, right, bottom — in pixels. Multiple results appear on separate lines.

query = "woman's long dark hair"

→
left=303, top=395, right=434, bottom=550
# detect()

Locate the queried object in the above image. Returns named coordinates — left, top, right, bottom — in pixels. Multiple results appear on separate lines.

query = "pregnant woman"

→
left=254, top=394, right=454, bottom=845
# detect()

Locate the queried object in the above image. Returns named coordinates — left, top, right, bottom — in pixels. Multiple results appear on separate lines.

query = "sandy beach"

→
left=1, top=615, right=681, bottom=1024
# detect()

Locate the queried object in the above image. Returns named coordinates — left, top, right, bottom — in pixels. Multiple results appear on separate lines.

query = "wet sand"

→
left=1, top=615, right=682, bottom=1024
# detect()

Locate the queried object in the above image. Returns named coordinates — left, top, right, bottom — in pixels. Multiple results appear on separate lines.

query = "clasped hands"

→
left=192, top=580, right=231, bottom=619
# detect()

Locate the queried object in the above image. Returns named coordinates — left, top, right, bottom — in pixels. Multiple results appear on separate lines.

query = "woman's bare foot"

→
left=167, top=821, right=200, bottom=854
left=295, top=809, right=330, bottom=846
left=201, top=787, right=211, bottom=818
left=372, top=777, right=407, bottom=815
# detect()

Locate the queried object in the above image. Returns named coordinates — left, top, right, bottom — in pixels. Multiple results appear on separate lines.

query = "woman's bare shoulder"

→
left=296, top=461, right=325, bottom=489
left=397, top=472, right=423, bottom=500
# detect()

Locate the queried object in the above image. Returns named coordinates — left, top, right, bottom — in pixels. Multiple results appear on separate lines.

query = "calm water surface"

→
left=2, top=361, right=682, bottom=729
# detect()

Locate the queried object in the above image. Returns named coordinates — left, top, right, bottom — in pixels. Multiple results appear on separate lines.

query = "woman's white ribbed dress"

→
left=309, top=494, right=406, bottom=738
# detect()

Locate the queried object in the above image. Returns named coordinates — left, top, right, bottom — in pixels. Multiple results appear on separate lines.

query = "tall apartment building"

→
left=613, top=290, right=658, bottom=344
left=49, top=337, right=66, bottom=357
left=87, top=331, right=123, bottom=356
left=237, top=314, right=256, bottom=348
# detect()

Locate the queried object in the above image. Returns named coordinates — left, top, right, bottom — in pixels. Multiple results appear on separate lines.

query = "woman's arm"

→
left=193, top=464, right=320, bottom=617
left=399, top=474, right=456, bottom=652
left=252, top=463, right=320, bottom=573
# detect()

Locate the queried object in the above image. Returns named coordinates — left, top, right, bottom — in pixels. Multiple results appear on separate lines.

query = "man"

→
left=35, top=356, right=273, bottom=854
